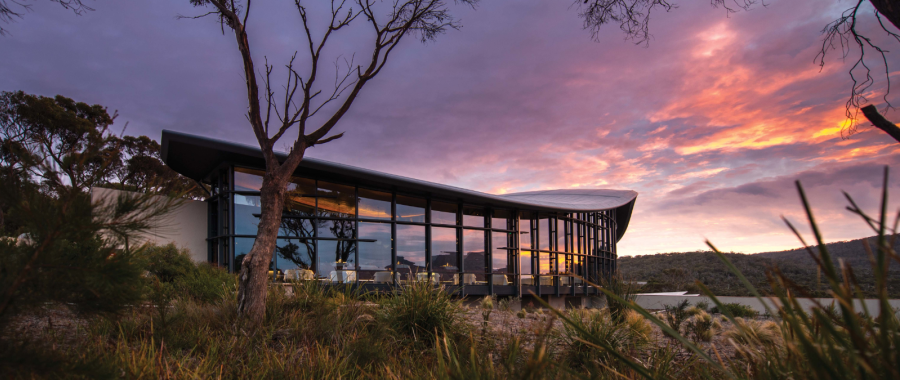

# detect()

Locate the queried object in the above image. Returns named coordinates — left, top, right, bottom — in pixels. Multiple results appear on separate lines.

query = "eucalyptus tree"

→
left=186, top=0, right=476, bottom=323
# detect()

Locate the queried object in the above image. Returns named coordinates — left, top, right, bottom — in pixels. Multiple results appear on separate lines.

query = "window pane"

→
left=462, top=229, right=486, bottom=274
left=280, top=217, right=316, bottom=240
left=234, top=194, right=261, bottom=235
left=519, top=213, right=532, bottom=250
left=432, top=201, right=458, bottom=225
left=520, top=251, right=533, bottom=275
left=396, top=195, right=426, bottom=222
left=276, top=238, right=313, bottom=271
left=491, top=209, right=511, bottom=230
left=463, top=206, right=485, bottom=227
left=234, top=237, right=258, bottom=274
left=358, top=222, right=392, bottom=281
left=284, top=177, right=316, bottom=216
left=358, top=188, right=392, bottom=220
left=234, top=167, right=263, bottom=191
left=432, top=227, right=458, bottom=278
left=317, top=181, right=355, bottom=217
left=538, top=252, right=552, bottom=275
left=558, top=218, right=566, bottom=252
left=491, top=231, right=510, bottom=274
left=539, top=217, right=550, bottom=250
left=396, top=224, right=426, bottom=281
left=317, top=240, right=356, bottom=279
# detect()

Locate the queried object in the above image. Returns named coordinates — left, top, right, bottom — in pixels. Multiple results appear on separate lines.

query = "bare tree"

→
left=187, top=0, right=475, bottom=324
left=0, top=0, right=93, bottom=35
left=576, top=0, right=900, bottom=139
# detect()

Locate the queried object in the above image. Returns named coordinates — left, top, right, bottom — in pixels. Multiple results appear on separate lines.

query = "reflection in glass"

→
left=432, top=227, right=458, bottom=280
left=396, top=195, right=425, bottom=222
left=558, top=218, right=566, bottom=252
left=538, top=252, right=552, bottom=275
left=463, top=229, right=486, bottom=277
left=491, top=209, right=511, bottom=230
left=539, top=217, right=550, bottom=250
left=317, top=181, right=355, bottom=216
left=276, top=238, right=313, bottom=270
left=317, top=240, right=356, bottom=279
left=358, top=223, right=391, bottom=281
left=491, top=231, right=509, bottom=274
left=316, top=218, right=356, bottom=267
left=234, top=238, right=263, bottom=274
left=520, top=251, right=533, bottom=275
left=396, top=225, right=426, bottom=280
left=284, top=177, right=316, bottom=215
left=432, top=201, right=457, bottom=225
left=234, top=194, right=261, bottom=235
left=358, top=188, right=391, bottom=220
left=463, top=206, right=485, bottom=227
left=519, top=214, right=532, bottom=249
left=234, top=167, right=264, bottom=191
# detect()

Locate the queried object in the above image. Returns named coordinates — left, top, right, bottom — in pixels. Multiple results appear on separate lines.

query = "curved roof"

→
left=161, top=130, right=637, bottom=241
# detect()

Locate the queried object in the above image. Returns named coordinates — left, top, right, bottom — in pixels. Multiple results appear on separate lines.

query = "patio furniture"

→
left=329, top=270, right=356, bottom=283
left=284, top=269, right=314, bottom=281
left=492, top=274, right=509, bottom=285
left=415, top=272, right=440, bottom=284
left=373, top=271, right=399, bottom=284
left=461, top=273, right=476, bottom=285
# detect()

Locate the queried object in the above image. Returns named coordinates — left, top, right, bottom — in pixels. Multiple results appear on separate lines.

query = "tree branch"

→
left=862, top=105, right=900, bottom=143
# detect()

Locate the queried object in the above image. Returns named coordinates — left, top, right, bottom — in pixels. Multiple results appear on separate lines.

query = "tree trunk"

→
left=869, top=0, right=900, bottom=31
left=861, top=105, right=900, bottom=144
left=236, top=171, right=289, bottom=324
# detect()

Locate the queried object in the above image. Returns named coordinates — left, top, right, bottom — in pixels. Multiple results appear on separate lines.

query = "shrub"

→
left=561, top=309, right=630, bottom=368
left=624, top=310, right=653, bottom=347
left=142, top=243, right=235, bottom=303
left=685, top=311, right=714, bottom=343
left=378, top=280, right=464, bottom=346
left=662, top=299, right=691, bottom=337
left=711, top=302, right=758, bottom=318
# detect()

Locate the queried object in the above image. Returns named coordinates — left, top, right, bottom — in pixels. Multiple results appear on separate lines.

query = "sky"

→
left=2, top=0, right=900, bottom=256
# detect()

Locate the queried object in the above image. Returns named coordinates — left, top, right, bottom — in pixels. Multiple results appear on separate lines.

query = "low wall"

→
left=635, top=294, right=900, bottom=314
left=91, top=187, right=208, bottom=262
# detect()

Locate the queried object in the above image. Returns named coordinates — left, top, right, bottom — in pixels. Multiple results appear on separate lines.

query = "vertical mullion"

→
left=391, top=191, right=397, bottom=286
left=487, top=208, right=493, bottom=295
left=425, top=197, right=432, bottom=280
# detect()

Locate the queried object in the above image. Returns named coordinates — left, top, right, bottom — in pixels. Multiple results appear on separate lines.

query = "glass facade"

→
left=206, top=165, right=619, bottom=295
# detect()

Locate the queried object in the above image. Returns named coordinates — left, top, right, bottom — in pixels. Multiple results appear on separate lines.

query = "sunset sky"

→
left=3, top=0, right=899, bottom=256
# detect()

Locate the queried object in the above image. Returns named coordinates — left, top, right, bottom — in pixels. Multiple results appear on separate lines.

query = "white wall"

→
left=91, top=187, right=208, bottom=262
left=634, top=294, right=900, bottom=315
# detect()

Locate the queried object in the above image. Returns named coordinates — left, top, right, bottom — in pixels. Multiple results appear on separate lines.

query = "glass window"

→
left=358, top=222, right=392, bottom=281
left=233, top=237, right=259, bottom=274
left=234, top=194, right=261, bottom=235
left=317, top=240, right=356, bottom=279
left=432, top=227, right=458, bottom=280
left=431, top=201, right=458, bottom=225
left=538, top=252, right=552, bottom=275
left=558, top=218, right=566, bottom=252
left=539, top=217, right=550, bottom=250
left=491, top=209, right=511, bottom=230
left=317, top=218, right=355, bottom=241
left=317, top=181, right=355, bottom=217
left=276, top=238, right=314, bottom=271
left=462, top=229, right=486, bottom=274
left=519, top=213, right=532, bottom=250
left=463, top=206, right=485, bottom=227
left=396, top=225, right=426, bottom=280
left=520, top=251, right=533, bottom=276
left=284, top=177, right=316, bottom=215
left=358, top=188, right=392, bottom=220
left=491, top=231, right=510, bottom=274
left=396, top=195, right=426, bottom=223
left=234, top=167, right=263, bottom=191
left=279, top=217, right=316, bottom=240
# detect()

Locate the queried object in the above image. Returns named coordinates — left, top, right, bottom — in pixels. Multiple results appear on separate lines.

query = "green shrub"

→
left=561, top=308, right=630, bottom=368
left=378, top=280, right=464, bottom=347
left=711, top=302, right=758, bottom=318
left=662, top=299, right=691, bottom=338
left=142, top=243, right=235, bottom=303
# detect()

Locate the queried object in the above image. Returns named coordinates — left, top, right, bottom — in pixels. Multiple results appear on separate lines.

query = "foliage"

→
left=142, top=243, right=234, bottom=304
left=601, top=273, right=639, bottom=323
left=685, top=310, right=714, bottom=343
left=662, top=299, right=691, bottom=338
left=378, top=280, right=465, bottom=347
left=711, top=302, right=758, bottom=318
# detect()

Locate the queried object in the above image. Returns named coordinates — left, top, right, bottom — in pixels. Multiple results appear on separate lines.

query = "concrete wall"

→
left=91, top=187, right=208, bottom=262
left=635, top=294, right=900, bottom=315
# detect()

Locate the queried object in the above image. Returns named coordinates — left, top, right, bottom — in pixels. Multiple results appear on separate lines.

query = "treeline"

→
left=619, top=236, right=900, bottom=298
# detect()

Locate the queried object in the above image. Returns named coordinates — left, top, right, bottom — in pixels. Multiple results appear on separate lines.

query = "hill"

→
left=618, top=235, right=900, bottom=298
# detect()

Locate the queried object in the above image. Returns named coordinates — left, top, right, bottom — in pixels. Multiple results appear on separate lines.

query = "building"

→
left=160, top=130, right=637, bottom=298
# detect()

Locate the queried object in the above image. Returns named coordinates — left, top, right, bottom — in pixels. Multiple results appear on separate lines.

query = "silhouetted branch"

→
left=862, top=104, right=900, bottom=143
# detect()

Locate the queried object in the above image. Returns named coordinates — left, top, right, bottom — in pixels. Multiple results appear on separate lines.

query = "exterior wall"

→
left=634, top=294, right=900, bottom=314
left=91, top=187, right=208, bottom=262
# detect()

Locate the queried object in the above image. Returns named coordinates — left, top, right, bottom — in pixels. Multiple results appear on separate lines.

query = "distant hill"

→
left=618, top=235, right=900, bottom=298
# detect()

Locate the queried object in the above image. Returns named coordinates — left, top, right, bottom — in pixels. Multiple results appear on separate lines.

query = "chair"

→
left=520, top=276, right=534, bottom=286
left=491, top=274, right=509, bottom=286
left=329, top=271, right=357, bottom=283
left=539, top=276, right=552, bottom=286
left=373, top=271, right=396, bottom=284
left=284, top=269, right=314, bottom=281
left=462, top=273, right=476, bottom=285
left=559, top=276, right=570, bottom=286
left=416, top=272, right=440, bottom=284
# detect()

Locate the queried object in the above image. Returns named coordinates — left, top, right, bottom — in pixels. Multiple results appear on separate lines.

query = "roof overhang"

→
left=161, top=130, right=637, bottom=241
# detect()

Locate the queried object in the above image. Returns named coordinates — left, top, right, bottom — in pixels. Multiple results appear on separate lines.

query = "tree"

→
left=0, top=0, right=92, bottom=35
left=187, top=0, right=475, bottom=323
left=576, top=0, right=900, bottom=137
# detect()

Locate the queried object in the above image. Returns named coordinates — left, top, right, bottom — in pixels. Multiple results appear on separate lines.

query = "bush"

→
left=378, top=280, right=464, bottom=347
left=711, top=302, right=758, bottom=318
left=662, top=299, right=691, bottom=338
left=561, top=309, right=630, bottom=368
left=685, top=311, right=714, bottom=343
left=143, top=243, right=235, bottom=303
